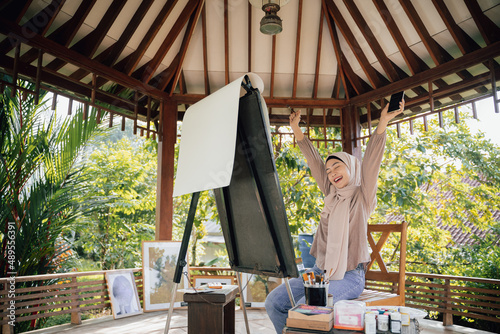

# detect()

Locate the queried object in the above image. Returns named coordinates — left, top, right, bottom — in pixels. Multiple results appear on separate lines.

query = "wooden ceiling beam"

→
left=360, top=67, right=500, bottom=124
left=269, top=114, right=340, bottom=127
left=0, top=0, right=64, bottom=55
left=118, top=0, right=178, bottom=76
left=0, top=53, right=150, bottom=116
left=173, top=94, right=348, bottom=109
left=44, top=0, right=127, bottom=72
left=324, top=0, right=384, bottom=89
left=270, top=35, right=276, bottom=98
left=19, top=0, right=96, bottom=65
left=0, top=18, right=173, bottom=100
left=202, top=3, right=210, bottom=95
left=342, top=0, right=399, bottom=82
left=292, top=0, right=303, bottom=98
left=312, top=6, right=324, bottom=99
left=322, top=0, right=365, bottom=96
left=372, top=0, right=424, bottom=75
left=350, top=40, right=500, bottom=105
left=432, top=0, right=480, bottom=55
left=70, top=0, right=156, bottom=82
left=168, top=0, right=204, bottom=95
left=464, top=0, right=500, bottom=45
left=45, top=0, right=96, bottom=46
left=0, top=0, right=33, bottom=25
left=248, top=2, right=252, bottom=72
left=224, top=0, right=229, bottom=85
left=398, top=0, right=447, bottom=66
left=140, top=0, right=197, bottom=84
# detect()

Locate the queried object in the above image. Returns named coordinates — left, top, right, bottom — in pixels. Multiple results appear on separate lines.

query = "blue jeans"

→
left=265, top=264, right=366, bottom=334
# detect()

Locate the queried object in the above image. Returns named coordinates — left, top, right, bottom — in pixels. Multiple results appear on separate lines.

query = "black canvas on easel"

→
left=214, top=77, right=298, bottom=279
left=165, top=76, right=298, bottom=333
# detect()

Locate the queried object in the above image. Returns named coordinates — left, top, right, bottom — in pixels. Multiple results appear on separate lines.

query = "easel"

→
left=164, top=77, right=297, bottom=333
left=163, top=190, right=296, bottom=333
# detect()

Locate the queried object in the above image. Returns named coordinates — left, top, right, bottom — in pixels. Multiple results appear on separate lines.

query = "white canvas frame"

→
left=105, top=269, right=142, bottom=319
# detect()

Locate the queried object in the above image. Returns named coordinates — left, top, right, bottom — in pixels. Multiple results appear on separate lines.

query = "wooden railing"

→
left=2, top=268, right=499, bottom=333
left=0, top=269, right=143, bottom=334
left=405, top=272, right=500, bottom=326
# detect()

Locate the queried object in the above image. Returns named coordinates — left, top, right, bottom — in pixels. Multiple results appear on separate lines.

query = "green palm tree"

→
left=0, top=78, right=105, bottom=330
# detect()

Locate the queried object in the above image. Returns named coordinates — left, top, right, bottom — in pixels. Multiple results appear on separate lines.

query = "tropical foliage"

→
left=0, top=80, right=105, bottom=332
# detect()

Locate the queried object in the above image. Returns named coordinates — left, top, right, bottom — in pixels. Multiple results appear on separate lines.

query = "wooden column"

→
left=340, top=105, right=361, bottom=160
left=156, top=99, right=177, bottom=240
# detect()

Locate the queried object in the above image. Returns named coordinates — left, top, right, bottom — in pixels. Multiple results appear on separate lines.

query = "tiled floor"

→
left=27, top=308, right=494, bottom=334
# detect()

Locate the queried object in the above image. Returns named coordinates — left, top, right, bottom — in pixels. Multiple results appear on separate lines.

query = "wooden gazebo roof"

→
left=0, top=0, right=499, bottom=133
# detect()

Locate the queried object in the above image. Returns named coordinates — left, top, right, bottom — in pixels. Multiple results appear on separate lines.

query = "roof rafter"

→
left=342, top=0, right=399, bottom=82
left=224, top=0, right=229, bottom=85
left=350, top=40, right=500, bottom=105
left=116, top=0, right=179, bottom=76
left=70, top=0, right=156, bottom=82
left=464, top=0, right=500, bottom=45
left=0, top=0, right=64, bottom=55
left=312, top=5, right=324, bottom=99
left=431, top=0, right=480, bottom=55
left=139, top=0, right=198, bottom=84
left=324, top=0, right=386, bottom=89
left=44, top=0, right=127, bottom=72
left=292, top=0, right=303, bottom=98
left=168, top=0, right=205, bottom=95
left=18, top=0, right=97, bottom=73
left=202, top=3, right=210, bottom=95
left=322, top=0, right=364, bottom=96
left=372, top=0, right=425, bottom=75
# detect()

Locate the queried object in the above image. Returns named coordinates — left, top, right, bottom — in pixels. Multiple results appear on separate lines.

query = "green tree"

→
left=370, top=109, right=500, bottom=277
left=73, top=137, right=157, bottom=270
left=271, top=109, right=499, bottom=278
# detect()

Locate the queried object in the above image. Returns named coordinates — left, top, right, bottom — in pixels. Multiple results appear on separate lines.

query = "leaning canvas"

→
left=105, top=270, right=142, bottom=319
left=142, top=241, right=189, bottom=311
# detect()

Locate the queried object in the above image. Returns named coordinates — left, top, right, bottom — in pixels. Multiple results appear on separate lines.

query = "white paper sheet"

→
left=173, top=73, right=267, bottom=197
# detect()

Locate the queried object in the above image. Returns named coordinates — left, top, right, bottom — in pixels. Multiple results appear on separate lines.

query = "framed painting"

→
left=142, top=241, right=189, bottom=311
left=105, top=269, right=142, bottom=319
left=192, top=275, right=235, bottom=288
left=240, top=273, right=284, bottom=308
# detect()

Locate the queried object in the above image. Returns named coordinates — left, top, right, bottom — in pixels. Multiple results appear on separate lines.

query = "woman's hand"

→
left=377, top=100, right=405, bottom=134
left=289, top=109, right=305, bottom=141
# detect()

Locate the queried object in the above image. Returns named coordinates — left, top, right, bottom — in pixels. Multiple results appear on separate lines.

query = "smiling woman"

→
left=265, top=102, right=405, bottom=333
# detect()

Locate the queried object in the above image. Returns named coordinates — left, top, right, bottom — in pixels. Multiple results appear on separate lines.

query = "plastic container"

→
left=390, top=312, right=401, bottom=333
left=377, top=314, right=389, bottom=332
left=334, top=300, right=366, bottom=331
left=399, top=306, right=411, bottom=326
left=364, top=313, right=376, bottom=334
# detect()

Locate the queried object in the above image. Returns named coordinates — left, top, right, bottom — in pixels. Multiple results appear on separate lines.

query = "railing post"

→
left=70, top=277, right=82, bottom=325
left=443, top=278, right=453, bottom=326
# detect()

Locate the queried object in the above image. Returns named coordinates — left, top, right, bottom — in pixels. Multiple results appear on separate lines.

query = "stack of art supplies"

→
left=286, top=304, right=334, bottom=331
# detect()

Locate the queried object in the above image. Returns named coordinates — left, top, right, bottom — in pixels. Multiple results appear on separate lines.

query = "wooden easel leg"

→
left=164, top=282, right=179, bottom=334
left=236, top=272, right=251, bottom=334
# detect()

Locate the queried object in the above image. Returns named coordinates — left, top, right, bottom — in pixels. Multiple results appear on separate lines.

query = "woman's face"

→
left=325, top=159, right=350, bottom=189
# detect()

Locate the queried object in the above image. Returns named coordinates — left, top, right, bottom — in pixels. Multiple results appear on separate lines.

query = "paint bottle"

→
left=378, top=314, right=389, bottom=332
left=390, top=312, right=401, bottom=333
left=399, top=307, right=411, bottom=334
left=364, top=313, right=376, bottom=334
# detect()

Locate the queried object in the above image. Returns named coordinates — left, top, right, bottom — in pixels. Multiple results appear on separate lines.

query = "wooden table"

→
left=183, top=285, right=238, bottom=334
